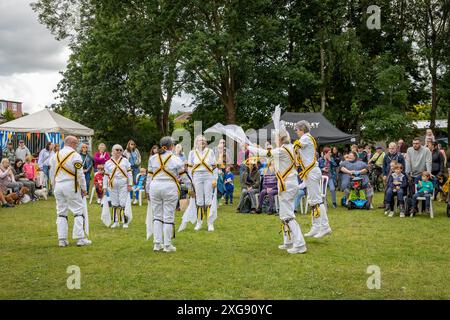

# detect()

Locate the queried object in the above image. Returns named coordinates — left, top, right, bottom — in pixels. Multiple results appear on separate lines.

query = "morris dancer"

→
left=187, top=135, right=218, bottom=232
left=247, top=129, right=307, bottom=254
left=103, top=144, right=133, bottom=228
left=294, top=120, right=332, bottom=238
left=147, top=137, right=190, bottom=252
left=50, top=136, right=91, bottom=247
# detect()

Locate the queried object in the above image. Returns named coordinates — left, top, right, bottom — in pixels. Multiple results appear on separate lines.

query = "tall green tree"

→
left=410, top=0, right=450, bottom=130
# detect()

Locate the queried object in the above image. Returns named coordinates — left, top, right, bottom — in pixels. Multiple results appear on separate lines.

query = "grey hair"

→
left=112, top=144, right=123, bottom=151
left=295, top=120, right=311, bottom=133
left=159, top=136, right=174, bottom=154
left=276, top=128, right=291, bottom=145
left=194, top=135, right=207, bottom=149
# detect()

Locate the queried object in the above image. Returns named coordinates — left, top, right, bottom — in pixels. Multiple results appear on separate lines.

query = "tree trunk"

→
left=430, top=73, right=438, bottom=130
left=447, top=105, right=450, bottom=146
left=320, top=41, right=326, bottom=113
left=223, top=95, right=237, bottom=124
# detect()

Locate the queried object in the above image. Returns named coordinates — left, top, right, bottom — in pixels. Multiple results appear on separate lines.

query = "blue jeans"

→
left=294, top=189, right=306, bottom=212
left=131, top=166, right=140, bottom=184
left=84, top=171, right=91, bottom=193
left=130, top=186, right=144, bottom=200
left=327, top=178, right=337, bottom=205
left=43, top=165, right=51, bottom=191
left=385, top=187, right=404, bottom=205
left=225, top=188, right=234, bottom=204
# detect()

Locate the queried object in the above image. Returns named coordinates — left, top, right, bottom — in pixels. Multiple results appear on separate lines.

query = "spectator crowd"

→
left=1, top=129, right=449, bottom=217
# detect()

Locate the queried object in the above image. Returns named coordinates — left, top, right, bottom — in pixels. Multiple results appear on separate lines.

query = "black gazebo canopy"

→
left=262, top=112, right=356, bottom=145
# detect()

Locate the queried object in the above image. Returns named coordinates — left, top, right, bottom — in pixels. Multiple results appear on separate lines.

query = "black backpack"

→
left=240, top=194, right=252, bottom=213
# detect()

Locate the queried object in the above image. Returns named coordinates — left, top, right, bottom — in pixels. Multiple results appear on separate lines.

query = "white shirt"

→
left=296, top=133, right=318, bottom=169
left=188, top=147, right=217, bottom=177
left=103, top=157, right=133, bottom=187
left=49, top=146, right=86, bottom=191
left=147, top=151, right=187, bottom=187
left=248, top=144, right=297, bottom=180
left=38, top=148, right=52, bottom=169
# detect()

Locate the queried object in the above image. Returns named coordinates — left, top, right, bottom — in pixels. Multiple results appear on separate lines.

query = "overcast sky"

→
left=0, top=0, right=192, bottom=114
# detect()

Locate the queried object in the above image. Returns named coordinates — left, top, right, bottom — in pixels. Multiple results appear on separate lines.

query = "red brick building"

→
left=0, top=99, right=24, bottom=119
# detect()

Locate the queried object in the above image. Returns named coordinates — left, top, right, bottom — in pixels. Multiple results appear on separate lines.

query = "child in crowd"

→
left=131, top=167, right=147, bottom=205
left=224, top=166, right=234, bottom=205
left=411, top=171, right=434, bottom=216
left=94, top=164, right=105, bottom=204
left=384, top=164, right=408, bottom=217
left=23, top=156, right=36, bottom=181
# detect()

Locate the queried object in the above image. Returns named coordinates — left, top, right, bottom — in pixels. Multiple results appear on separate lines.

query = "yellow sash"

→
left=109, top=158, right=128, bottom=187
left=192, top=149, right=214, bottom=174
left=275, top=146, right=296, bottom=193
left=55, top=151, right=76, bottom=178
left=153, top=153, right=181, bottom=194
left=298, top=134, right=318, bottom=180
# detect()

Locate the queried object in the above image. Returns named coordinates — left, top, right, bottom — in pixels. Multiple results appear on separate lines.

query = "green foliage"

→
left=32, top=0, right=450, bottom=140
left=362, top=106, right=415, bottom=143
left=2, top=109, right=16, bottom=122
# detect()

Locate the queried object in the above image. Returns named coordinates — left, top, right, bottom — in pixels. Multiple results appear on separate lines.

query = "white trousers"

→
left=278, top=176, right=306, bottom=248
left=55, top=180, right=85, bottom=240
left=150, top=180, right=179, bottom=246
left=193, top=172, right=214, bottom=207
left=305, top=166, right=330, bottom=231
left=109, top=180, right=128, bottom=208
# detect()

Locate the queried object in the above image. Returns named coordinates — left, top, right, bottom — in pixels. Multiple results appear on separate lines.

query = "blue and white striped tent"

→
left=0, top=109, right=94, bottom=155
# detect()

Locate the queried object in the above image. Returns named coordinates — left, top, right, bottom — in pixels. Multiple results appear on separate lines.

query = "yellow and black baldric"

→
left=73, top=161, right=83, bottom=193
left=280, top=221, right=292, bottom=240
left=109, top=158, right=127, bottom=188
left=55, top=151, right=78, bottom=191
left=153, top=153, right=181, bottom=195
left=192, top=149, right=214, bottom=174
left=298, top=133, right=318, bottom=180
left=275, top=146, right=296, bottom=193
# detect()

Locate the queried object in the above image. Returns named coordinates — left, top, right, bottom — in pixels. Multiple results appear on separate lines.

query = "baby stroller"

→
left=344, top=175, right=370, bottom=210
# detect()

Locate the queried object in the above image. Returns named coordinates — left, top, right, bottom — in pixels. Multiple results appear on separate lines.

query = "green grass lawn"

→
left=1, top=189, right=449, bottom=300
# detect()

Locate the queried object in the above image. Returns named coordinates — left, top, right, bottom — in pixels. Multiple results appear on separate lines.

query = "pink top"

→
left=93, top=151, right=110, bottom=170
left=23, top=163, right=36, bottom=180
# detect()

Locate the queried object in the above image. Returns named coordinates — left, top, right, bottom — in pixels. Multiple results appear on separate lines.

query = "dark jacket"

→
left=431, top=149, right=445, bottom=176
left=383, top=152, right=406, bottom=176
left=241, top=168, right=260, bottom=190
left=80, top=153, right=94, bottom=173
left=387, top=173, right=408, bottom=190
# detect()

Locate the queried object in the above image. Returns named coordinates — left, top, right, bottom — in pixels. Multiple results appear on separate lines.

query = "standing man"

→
left=50, top=136, right=91, bottom=247
left=15, top=140, right=31, bottom=162
left=38, top=142, right=54, bottom=183
left=294, top=120, right=331, bottom=238
left=406, top=138, right=432, bottom=183
left=4, top=142, right=16, bottom=164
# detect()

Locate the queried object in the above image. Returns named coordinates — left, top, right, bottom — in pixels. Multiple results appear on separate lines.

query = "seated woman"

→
left=0, top=158, right=23, bottom=193
left=237, top=159, right=260, bottom=213
left=339, top=151, right=373, bottom=207
left=256, top=161, right=278, bottom=214
left=13, top=158, right=37, bottom=200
